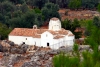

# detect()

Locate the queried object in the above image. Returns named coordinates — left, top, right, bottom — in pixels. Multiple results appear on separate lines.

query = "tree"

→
left=41, top=3, right=60, bottom=21
left=27, top=0, right=48, bottom=9
left=12, top=10, right=23, bottom=17
left=48, top=0, right=70, bottom=8
left=93, top=16, right=100, bottom=28
left=8, top=17, right=23, bottom=28
left=97, top=3, right=100, bottom=12
left=83, top=18, right=100, bottom=67
left=20, top=3, right=29, bottom=13
left=53, top=52, right=80, bottom=67
left=62, top=18, right=82, bottom=39
left=9, top=0, right=25, bottom=4
left=81, top=0, right=98, bottom=9
left=0, top=23, right=11, bottom=39
left=61, top=18, right=71, bottom=30
left=0, top=13, right=5, bottom=23
left=68, top=0, right=81, bottom=10
left=72, top=19, right=82, bottom=38
left=56, top=0, right=69, bottom=8
left=1, top=1, right=15, bottom=14
left=9, top=9, right=44, bottom=28
left=85, top=19, right=100, bottom=50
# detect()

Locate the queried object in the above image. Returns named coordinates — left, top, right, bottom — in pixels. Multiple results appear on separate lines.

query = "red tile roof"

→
left=54, top=35, right=64, bottom=39
left=50, top=17, right=59, bottom=21
left=9, top=28, right=74, bottom=39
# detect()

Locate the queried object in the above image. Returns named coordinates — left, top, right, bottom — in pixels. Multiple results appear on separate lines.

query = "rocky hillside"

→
left=0, top=40, right=94, bottom=67
left=59, top=9, right=100, bottom=20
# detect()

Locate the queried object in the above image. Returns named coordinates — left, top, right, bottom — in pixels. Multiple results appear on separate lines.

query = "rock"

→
left=34, top=52, right=39, bottom=56
left=44, top=54, right=50, bottom=60
left=36, top=61, right=41, bottom=66
left=10, top=46, right=26, bottom=54
left=8, top=54, right=18, bottom=65
left=47, top=50, right=58, bottom=55
left=1, top=40, right=10, bottom=48
left=44, top=61, right=53, bottom=67
left=10, top=47, right=17, bottom=54
left=3, top=52, right=9, bottom=56
left=17, top=49, right=25, bottom=54
left=3, top=47, right=8, bottom=52
left=8, top=42, right=14, bottom=46
left=79, top=45, right=90, bottom=51
left=36, top=47, right=41, bottom=51
left=21, top=62, right=34, bottom=67
left=39, top=51, right=46, bottom=59
left=58, top=46, right=73, bottom=53
left=59, top=46, right=65, bottom=49
left=48, top=57, right=52, bottom=61
left=98, top=45, right=100, bottom=51
left=0, top=44, right=3, bottom=52
left=31, top=56, right=40, bottom=62
left=7, top=65, right=13, bottom=67
left=21, top=44, right=29, bottom=53
left=88, top=48, right=93, bottom=52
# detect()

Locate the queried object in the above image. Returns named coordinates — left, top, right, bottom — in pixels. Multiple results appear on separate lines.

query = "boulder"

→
left=36, top=61, right=42, bottom=66
left=31, top=56, right=40, bottom=62
left=0, top=44, right=3, bottom=52
left=47, top=50, right=58, bottom=55
left=17, top=49, right=25, bottom=54
left=8, top=54, right=18, bottom=65
left=44, top=54, right=50, bottom=60
left=21, top=62, right=34, bottom=67
left=79, top=45, right=90, bottom=51
left=21, top=44, right=29, bottom=53
left=8, top=41, right=15, bottom=46
left=3, top=47, right=9, bottom=52
left=10, top=47, right=17, bottom=54
left=58, top=46, right=73, bottom=53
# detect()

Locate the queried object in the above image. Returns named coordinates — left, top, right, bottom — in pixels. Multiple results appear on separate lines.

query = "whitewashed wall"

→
left=41, top=31, right=53, bottom=47
left=65, top=35, right=75, bottom=46
left=9, top=35, right=41, bottom=46
left=50, top=39, right=59, bottom=49
left=9, top=35, right=33, bottom=45
left=33, top=38, right=41, bottom=46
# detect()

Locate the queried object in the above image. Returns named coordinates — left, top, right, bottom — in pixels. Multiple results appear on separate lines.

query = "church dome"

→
left=49, top=17, right=61, bottom=31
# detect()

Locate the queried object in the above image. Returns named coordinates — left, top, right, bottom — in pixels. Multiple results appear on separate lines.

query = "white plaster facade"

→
left=9, top=17, right=75, bottom=49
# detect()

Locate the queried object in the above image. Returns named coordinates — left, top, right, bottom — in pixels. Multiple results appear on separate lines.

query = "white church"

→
left=9, top=17, right=75, bottom=49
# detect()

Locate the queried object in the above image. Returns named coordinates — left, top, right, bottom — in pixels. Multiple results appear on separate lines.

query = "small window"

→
left=23, top=42, right=25, bottom=44
left=73, top=39, right=75, bottom=42
left=35, top=42, right=36, bottom=45
left=46, top=34, right=48, bottom=37
left=47, top=43, right=49, bottom=46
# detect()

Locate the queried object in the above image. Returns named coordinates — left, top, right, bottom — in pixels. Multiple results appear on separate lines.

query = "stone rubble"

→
left=0, top=40, right=97, bottom=67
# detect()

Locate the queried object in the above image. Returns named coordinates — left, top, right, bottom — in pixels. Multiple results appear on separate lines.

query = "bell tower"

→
left=49, top=17, right=61, bottom=31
